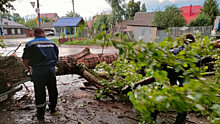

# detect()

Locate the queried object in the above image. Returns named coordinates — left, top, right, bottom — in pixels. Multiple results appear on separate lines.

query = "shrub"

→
left=188, top=13, right=212, bottom=26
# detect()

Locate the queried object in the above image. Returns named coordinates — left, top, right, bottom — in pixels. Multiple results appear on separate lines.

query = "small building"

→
left=0, top=19, right=26, bottom=38
left=53, top=17, right=85, bottom=36
left=87, top=16, right=97, bottom=29
left=125, top=12, right=166, bottom=42
left=180, top=5, right=202, bottom=24
left=41, top=22, right=55, bottom=33
left=40, top=13, right=60, bottom=23
left=116, top=20, right=134, bottom=33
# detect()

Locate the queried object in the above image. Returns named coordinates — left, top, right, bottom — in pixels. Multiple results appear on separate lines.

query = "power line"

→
left=81, top=6, right=95, bottom=15
left=42, top=1, right=72, bottom=6
left=14, top=1, right=72, bottom=8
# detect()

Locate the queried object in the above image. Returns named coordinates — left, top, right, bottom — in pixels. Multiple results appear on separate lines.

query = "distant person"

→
left=22, top=27, right=59, bottom=119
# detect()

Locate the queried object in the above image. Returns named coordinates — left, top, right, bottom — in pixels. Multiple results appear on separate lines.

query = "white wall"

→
left=133, top=27, right=152, bottom=42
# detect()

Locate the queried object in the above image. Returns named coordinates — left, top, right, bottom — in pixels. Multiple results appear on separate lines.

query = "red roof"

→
left=88, top=16, right=97, bottom=28
left=180, top=5, right=202, bottom=24
left=40, top=13, right=57, bottom=19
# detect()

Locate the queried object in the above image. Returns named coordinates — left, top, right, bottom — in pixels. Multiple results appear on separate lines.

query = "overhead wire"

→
left=13, top=0, right=105, bottom=18
left=14, top=0, right=72, bottom=8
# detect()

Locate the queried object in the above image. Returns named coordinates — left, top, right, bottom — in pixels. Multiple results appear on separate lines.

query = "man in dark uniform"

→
left=22, top=28, right=59, bottom=119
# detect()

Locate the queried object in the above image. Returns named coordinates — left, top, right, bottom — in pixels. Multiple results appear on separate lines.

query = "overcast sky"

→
left=11, top=0, right=206, bottom=19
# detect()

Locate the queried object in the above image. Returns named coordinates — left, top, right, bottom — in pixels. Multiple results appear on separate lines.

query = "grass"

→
left=51, top=38, right=98, bottom=45
left=51, top=38, right=59, bottom=44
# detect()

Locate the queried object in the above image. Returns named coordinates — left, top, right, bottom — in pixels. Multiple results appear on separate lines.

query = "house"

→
left=125, top=12, right=166, bottom=42
left=87, top=16, right=97, bottom=29
left=0, top=19, right=26, bottom=38
left=41, top=22, right=55, bottom=33
left=40, top=13, right=60, bottom=23
left=116, top=20, right=134, bottom=32
left=180, top=5, right=202, bottom=24
left=53, top=17, right=85, bottom=36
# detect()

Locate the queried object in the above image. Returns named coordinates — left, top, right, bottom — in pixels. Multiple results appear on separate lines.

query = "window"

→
left=17, top=29, right=21, bottom=34
left=11, top=29, right=15, bottom=34
left=3, top=29, right=7, bottom=34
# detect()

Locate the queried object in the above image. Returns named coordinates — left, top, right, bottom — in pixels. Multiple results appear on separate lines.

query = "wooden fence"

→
left=167, top=26, right=213, bottom=38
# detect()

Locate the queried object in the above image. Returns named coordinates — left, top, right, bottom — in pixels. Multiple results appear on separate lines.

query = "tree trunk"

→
left=55, top=47, right=118, bottom=75
left=0, top=47, right=118, bottom=87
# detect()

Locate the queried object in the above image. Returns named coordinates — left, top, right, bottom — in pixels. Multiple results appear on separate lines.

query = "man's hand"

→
left=28, top=66, right=33, bottom=75
left=22, top=59, right=32, bottom=75
left=25, top=66, right=32, bottom=76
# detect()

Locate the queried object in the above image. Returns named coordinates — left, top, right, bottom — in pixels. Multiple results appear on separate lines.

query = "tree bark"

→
left=122, top=76, right=156, bottom=94
left=55, top=47, right=118, bottom=75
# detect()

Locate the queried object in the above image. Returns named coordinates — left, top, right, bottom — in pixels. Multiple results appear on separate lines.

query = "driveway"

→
left=2, top=36, right=59, bottom=46
left=0, top=37, right=119, bottom=57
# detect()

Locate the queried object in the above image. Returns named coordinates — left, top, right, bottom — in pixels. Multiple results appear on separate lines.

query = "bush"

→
left=188, top=13, right=212, bottom=26
left=61, top=32, right=66, bottom=38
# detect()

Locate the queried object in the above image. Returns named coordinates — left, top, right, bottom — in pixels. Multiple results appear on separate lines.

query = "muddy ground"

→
left=0, top=44, right=212, bottom=124
left=0, top=75, right=140, bottom=124
left=0, top=74, right=211, bottom=124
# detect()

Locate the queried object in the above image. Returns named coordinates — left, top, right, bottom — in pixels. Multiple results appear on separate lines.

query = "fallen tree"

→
left=0, top=47, right=119, bottom=97
left=1, top=37, right=220, bottom=123
left=56, top=47, right=118, bottom=75
left=0, top=46, right=216, bottom=97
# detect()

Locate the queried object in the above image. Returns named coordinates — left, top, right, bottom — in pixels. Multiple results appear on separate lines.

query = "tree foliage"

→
left=105, top=0, right=125, bottom=24
left=201, top=0, right=220, bottom=23
left=188, top=13, right=212, bottom=26
left=140, top=3, right=147, bottom=12
left=24, top=14, right=36, bottom=22
left=17, top=18, right=25, bottom=25
left=124, top=0, right=141, bottom=20
left=42, top=17, right=51, bottom=22
left=64, top=11, right=81, bottom=17
left=94, top=31, right=112, bottom=54
left=25, top=19, right=37, bottom=30
left=1, top=12, right=23, bottom=23
left=0, top=0, right=15, bottom=13
left=11, top=13, right=22, bottom=22
left=91, top=14, right=111, bottom=32
left=93, top=31, right=220, bottom=123
left=1, top=12, right=11, bottom=20
left=153, top=5, right=187, bottom=29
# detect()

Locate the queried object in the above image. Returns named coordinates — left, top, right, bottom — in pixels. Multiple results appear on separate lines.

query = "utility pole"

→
left=37, top=0, right=41, bottom=27
left=72, top=0, right=75, bottom=17
left=0, top=13, right=4, bottom=38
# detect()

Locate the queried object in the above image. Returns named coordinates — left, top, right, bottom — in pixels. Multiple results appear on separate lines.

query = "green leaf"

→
left=179, top=51, right=185, bottom=55
left=165, top=29, right=170, bottom=33
left=183, top=63, right=188, bottom=68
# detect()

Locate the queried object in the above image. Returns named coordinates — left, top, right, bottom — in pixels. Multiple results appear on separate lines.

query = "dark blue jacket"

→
left=22, top=36, right=59, bottom=67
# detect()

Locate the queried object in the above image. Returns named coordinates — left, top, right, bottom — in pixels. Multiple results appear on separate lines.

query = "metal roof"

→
left=54, top=17, right=83, bottom=27
left=1, top=19, right=26, bottom=28
left=41, top=22, right=54, bottom=28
